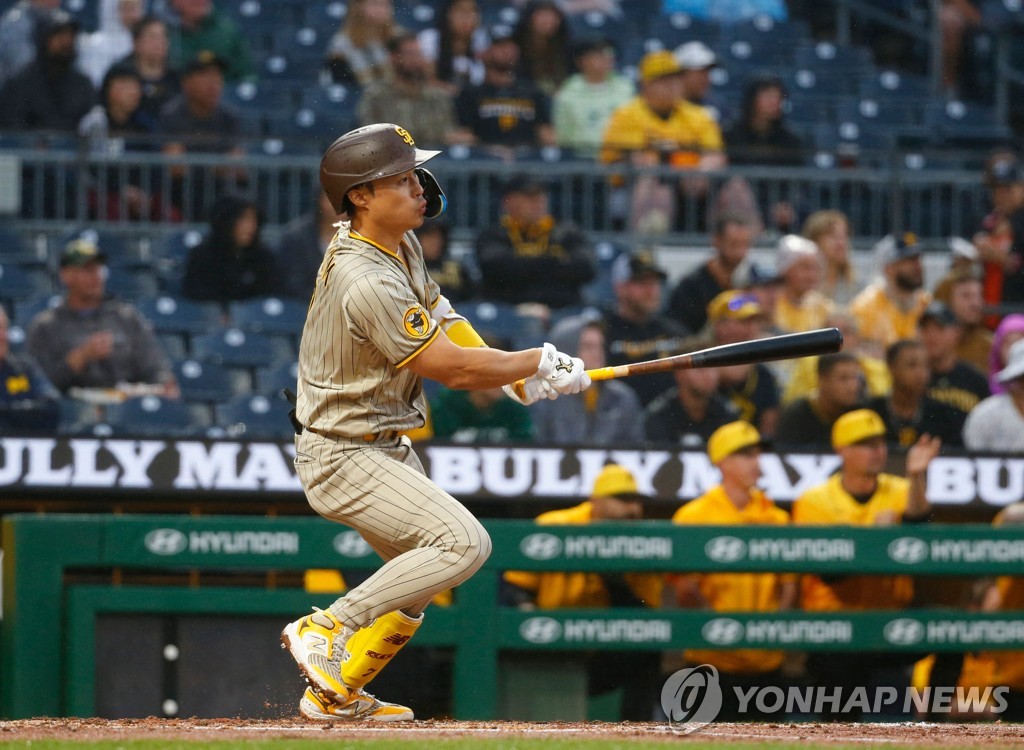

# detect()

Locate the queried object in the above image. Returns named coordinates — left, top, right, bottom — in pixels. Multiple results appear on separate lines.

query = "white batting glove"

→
left=536, top=342, right=592, bottom=395
left=502, top=376, right=556, bottom=406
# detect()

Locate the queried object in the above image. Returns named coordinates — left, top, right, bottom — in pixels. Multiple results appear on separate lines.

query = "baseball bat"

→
left=586, top=327, right=843, bottom=382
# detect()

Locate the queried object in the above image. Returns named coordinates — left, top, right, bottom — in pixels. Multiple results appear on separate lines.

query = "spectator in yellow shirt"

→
left=981, top=502, right=1024, bottom=721
left=600, top=50, right=725, bottom=233
left=670, top=421, right=796, bottom=720
left=848, top=232, right=932, bottom=351
left=502, top=463, right=663, bottom=720
left=792, top=408, right=940, bottom=719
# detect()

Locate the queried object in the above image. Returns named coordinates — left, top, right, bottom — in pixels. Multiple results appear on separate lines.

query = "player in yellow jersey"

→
left=792, top=408, right=940, bottom=719
left=670, top=421, right=795, bottom=720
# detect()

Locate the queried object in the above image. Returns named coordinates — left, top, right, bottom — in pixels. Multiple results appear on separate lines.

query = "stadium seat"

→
left=0, top=264, right=53, bottom=305
left=105, top=395, right=200, bottom=438
left=458, top=300, right=546, bottom=349
left=0, top=226, right=39, bottom=263
left=229, top=296, right=307, bottom=337
left=192, top=327, right=287, bottom=391
left=151, top=230, right=203, bottom=294
left=174, top=358, right=237, bottom=426
left=13, top=294, right=61, bottom=327
left=136, top=296, right=223, bottom=340
left=105, top=267, right=159, bottom=301
left=256, top=359, right=299, bottom=398
left=858, top=70, right=932, bottom=101
left=216, top=393, right=296, bottom=441
left=924, top=100, right=1012, bottom=147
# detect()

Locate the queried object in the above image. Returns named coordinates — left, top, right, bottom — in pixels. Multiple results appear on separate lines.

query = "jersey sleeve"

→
left=344, top=270, right=439, bottom=367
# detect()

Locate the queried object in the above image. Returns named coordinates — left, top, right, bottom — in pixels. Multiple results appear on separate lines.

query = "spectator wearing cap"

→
left=774, top=352, right=865, bottom=451
left=357, top=33, right=469, bottom=149
left=501, top=463, right=663, bottom=721
left=917, top=301, right=989, bottom=414
left=455, top=28, right=555, bottom=150
left=0, top=0, right=60, bottom=86
left=0, top=9, right=96, bottom=131
left=474, top=174, right=595, bottom=311
left=773, top=234, right=834, bottom=335
left=115, top=15, right=181, bottom=121
left=600, top=49, right=726, bottom=233
left=932, top=236, right=982, bottom=303
left=78, top=63, right=161, bottom=221
left=552, top=36, right=634, bottom=156
left=602, top=249, right=691, bottom=406
left=0, top=305, right=60, bottom=434
left=532, top=314, right=644, bottom=445
left=783, top=309, right=891, bottom=405
left=674, top=41, right=719, bottom=112
left=792, top=408, right=939, bottom=719
left=157, top=49, right=246, bottom=220
left=848, top=232, right=932, bottom=351
left=668, top=212, right=755, bottom=334
left=964, top=338, right=1024, bottom=452
left=732, top=259, right=783, bottom=335
left=704, top=290, right=781, bottom=437
left=26, top=237, right=178, bottom=397
left=166, top=0, right=254, bottom=83
left=802, top=209, right=862, bottom=306
left=512, top=0, right=573, bottom=97
left=866, top=339, right=966, bottom=449
left=669, top=421, right=794, bottom=720
left=78, top=0, right=145, bottom=87
left=724, top=74, right=806, bottom=233
left=973, top=153, right=1024, bottom=314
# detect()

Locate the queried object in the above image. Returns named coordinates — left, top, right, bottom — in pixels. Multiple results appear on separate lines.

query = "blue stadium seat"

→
left=647, top=13, right=719, bottom=49
left=105, top=267, right=159, bottom=301
left=224, top=81, right=297, bottom=114
left=858, top=70, right=932, bottom=101
left=151, top=230, right=203, bottom=294
left=0, top=226, right=35, bottom=263
left=924, top=100, right=1012, bottom=146
left=174, top=358, right=237, bottom=404
left=0, top=264, right=53, bottom=304
left=193, top=327, right=287, bottom=391
left=13, top=294, right=61, bottom=327
left=458, top=300, right=546, bottom=349
left=256, top=359, right=299, bottom=398
left=228, top=296, right=307, bottom=337
left=216, top=393, right=296, bottom=441
left=105, top=395, right=200, bottom=438
left=136, top=296, right=222, bottom=339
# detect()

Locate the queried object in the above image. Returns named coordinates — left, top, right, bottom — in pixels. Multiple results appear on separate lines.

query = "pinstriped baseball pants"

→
left=295, top=432, right=492, bottom=629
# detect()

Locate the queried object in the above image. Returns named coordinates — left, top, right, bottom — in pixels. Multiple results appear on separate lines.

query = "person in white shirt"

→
left=963, top=338, right=1024, bottom=452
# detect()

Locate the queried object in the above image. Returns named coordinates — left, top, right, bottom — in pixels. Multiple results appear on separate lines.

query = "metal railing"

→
left=0, top=140, right=993, bottom=243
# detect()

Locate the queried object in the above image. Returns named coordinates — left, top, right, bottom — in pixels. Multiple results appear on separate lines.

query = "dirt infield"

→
left=1, top=718, right=1022, bottom=745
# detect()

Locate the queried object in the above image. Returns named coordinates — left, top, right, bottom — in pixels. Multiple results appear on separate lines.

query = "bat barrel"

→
left=689, top=327, right=843, bottom=369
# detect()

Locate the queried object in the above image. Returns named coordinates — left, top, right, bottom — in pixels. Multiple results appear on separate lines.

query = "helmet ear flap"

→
left=415, top=168, right=447, bottom=219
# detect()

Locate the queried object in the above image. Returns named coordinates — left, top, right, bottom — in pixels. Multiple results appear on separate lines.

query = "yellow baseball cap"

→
left=591, top=464, right=645, bottom=500
left=707, top=421, right=765, bottom=464
left=707, top=290, right=763, bottom=323
left=639, top=50, right=682, bottom=83
left=831, top=408, right=886, bottom=449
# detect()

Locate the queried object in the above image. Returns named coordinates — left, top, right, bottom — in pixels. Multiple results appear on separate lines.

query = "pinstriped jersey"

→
left=296, top=222, right=441, bottom=438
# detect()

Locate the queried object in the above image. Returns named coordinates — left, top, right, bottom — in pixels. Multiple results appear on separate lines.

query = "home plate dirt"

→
left=0, top=718, right=1022, bottom=745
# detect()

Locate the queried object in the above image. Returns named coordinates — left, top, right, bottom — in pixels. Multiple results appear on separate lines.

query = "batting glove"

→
left=536, top=342, right=591, bottom=395
left=502, top=376, right=556, bottom=406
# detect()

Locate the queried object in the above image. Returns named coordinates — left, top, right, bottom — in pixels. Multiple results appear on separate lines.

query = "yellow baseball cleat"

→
left=299, top=686, right=414, bottom=722
left=280, top=608, right=356, bottom=703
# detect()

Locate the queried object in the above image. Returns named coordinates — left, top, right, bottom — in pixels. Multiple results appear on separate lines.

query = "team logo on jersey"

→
left=404, top=305, right=430, bottom=338
left=395, top=127, right=415, bottom=146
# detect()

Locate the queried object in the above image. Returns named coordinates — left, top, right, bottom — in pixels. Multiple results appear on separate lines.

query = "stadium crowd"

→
left=1, top=0, right=1024, bottom=723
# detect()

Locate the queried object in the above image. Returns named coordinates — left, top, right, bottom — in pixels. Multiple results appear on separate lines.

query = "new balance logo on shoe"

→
left=308, top=634, right=328, bottom=656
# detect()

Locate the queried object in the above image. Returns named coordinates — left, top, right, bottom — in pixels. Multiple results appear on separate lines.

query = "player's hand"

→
left=906, top=433, right=941, bottom=476
left=502, top=377, right=556, bottom=406
left=535, top=342, right=591, bottom=395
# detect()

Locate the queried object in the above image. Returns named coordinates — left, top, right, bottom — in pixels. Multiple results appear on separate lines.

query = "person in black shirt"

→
left=644, top=365, right=739, bottom=448
left=0, top=306, right=59, bottom=434
left=454, top=28, right=555, bottom=151
left=416, top=220, right=476, bottom=304
left=668, top=213, right=756, bottom=333
left=475, top=175, right=594, bottom=311
left=602, top=249, right=691, bottom=406
left=774, top=352, right=865, bottom=451
left=917, top=301, right=989, bottom=414
left=867, top=339, right=967, bottom=449
left=117, top=15, right=180, bottom=121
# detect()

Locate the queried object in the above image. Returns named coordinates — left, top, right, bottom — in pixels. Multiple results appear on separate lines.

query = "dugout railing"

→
left=3, top=514, right=1023, bottom=720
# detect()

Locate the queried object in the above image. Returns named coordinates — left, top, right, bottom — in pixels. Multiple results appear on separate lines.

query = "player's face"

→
left=714, top=223, right=754, bottom=268
left=918, top=320, right=959, bottom=361
left=366, top=170, right=426, bottom=229
left=817, top=220, right=850, bottom=267
left=720, top=447, right=762, bottom=491
left=891, top=345, right=929, bottom=395
left=949, top=279, right=983, bottom=325
left=842, top=436, right=887, bottom=476
left=819, top=361, right=864, bottom=408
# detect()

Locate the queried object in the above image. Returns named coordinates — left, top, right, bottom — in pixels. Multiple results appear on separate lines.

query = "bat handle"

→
left=585, top=366, right=617, bottom=382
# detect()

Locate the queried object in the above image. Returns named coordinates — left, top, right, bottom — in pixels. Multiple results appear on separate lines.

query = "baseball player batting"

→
left=280, top=123, right=591, bottom=721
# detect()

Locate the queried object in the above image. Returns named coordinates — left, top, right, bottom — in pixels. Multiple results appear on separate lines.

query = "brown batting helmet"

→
left=320, top=123, right=443, bottom=215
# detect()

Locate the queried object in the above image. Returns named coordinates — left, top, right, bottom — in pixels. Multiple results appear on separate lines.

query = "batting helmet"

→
left=320, top=123, right=446, bottom=218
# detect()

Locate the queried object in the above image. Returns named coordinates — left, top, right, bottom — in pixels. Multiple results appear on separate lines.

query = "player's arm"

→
left=904, top=433, right=941, bottom=522
left=405, top=331, right=542, bottom=390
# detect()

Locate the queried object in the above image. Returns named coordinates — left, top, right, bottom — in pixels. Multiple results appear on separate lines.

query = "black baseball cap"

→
left=918, top=301, right=959, bottom=327
left=61, top=237, right=107, bottom=267
left=611, top=249, right=668, bottom=285
left=987, top=157, right=1024, bottom=186
left=182, top=50, right=226, bottom=77
left=502, top=174, right=548, bottom=195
